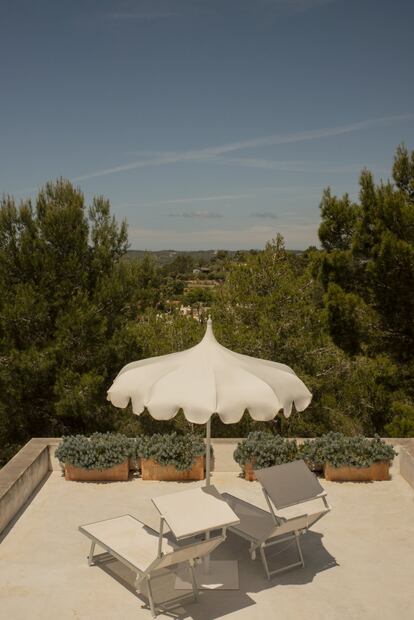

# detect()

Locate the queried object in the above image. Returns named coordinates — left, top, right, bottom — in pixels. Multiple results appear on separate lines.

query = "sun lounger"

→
left=222, top=459, right=331, bottom=579
left=79, top=514, right=224, bottom=617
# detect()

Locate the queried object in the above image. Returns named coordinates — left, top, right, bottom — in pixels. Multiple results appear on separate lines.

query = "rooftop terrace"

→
left=1, top=440, right=414, bottom=619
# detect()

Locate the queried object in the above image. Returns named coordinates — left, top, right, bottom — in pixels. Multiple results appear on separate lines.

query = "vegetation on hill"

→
left=1, top=146, right=413, bottom=466
left=125, top=249, right=231, bottom=266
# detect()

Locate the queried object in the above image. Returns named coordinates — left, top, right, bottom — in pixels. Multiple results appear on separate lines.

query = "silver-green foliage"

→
left=55, top=432, right=134, bottom=470
left=299, top=432, right=396, bottom=468
left=234, top=431, right=397, bottom=471
left=233, top=431, right=298, bottom=469
left=136, top=432, right=205, bottom=471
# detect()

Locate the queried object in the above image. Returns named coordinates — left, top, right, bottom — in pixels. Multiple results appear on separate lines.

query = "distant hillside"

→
left=125, top=249, right=234, bottom=265
left=125, top=248, right=302, bottom=266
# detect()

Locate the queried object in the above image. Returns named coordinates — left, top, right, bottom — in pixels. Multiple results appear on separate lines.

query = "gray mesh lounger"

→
left=79, top=514, right=223, bottom=617
left=222, top=460, right=331, bottom=580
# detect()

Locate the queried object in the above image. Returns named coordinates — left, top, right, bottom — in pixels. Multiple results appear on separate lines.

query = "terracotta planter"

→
left=324, top=460, right=390, bottom=482
left=141, top=456, right=205, bottom=481
left=244, top=462, right=257, bottom=481
left=64, top=459, right=129, bottom=482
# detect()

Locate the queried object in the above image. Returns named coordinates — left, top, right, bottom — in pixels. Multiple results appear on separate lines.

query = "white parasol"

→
left=107, top=317, right=312, bottom=486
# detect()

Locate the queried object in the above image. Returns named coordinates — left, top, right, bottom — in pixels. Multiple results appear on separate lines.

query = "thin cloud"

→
left=73, top=113, right=413, bottom=182
left=167, top=210, right=223, bottom=219
left=251, top=212, right=278, bottom=219
left=220, top=156, right=390, bottom=174
left=111, top=186, right=322, bottom=211
left=219, top=157, right=311, bottom=171
left=156, top=193, right=251, bottom=205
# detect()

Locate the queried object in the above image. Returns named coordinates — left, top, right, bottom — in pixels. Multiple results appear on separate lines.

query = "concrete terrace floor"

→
left=1, top=462, right=414, bottom=620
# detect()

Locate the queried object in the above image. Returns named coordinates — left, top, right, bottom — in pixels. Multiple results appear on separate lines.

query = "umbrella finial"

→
left=203, top=315, right=216, bottom=341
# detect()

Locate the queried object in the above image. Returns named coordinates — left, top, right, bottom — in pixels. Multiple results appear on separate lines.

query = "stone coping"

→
left=1, top=436, right=414, bottom=537
left=0, top=439, right=46, bottom=496
left=399, top=445, right=414, bottom=490
left=0, top=439, right=54, bottom=536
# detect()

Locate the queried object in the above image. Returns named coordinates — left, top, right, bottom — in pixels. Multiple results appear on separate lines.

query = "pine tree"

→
left=0, top=180, right=157, bottom=462
left=318, top=145, right=414, bottom=361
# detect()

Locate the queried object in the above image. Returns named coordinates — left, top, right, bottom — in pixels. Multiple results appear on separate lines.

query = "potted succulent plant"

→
left=298, top=435, right=332, bottom=472
left=136, top=432, right=207, bottom=481
left=233, top=431, right=298, bottom=481
left=56, top=432, right=135, bottom=481
left=320, top=433, right=397, bottom=481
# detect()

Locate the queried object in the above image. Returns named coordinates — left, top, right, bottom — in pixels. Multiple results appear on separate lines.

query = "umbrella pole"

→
left=205, top=418, right=211, bottom=487
left=204, top=418, right=212, bottom=574
left=186, top=416, right=238, bottom=588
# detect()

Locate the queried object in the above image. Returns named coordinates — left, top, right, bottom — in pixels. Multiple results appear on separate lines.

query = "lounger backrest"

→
left=149, top=536, right=224, bottom=572
left=255, top=460, right=324, bottom=509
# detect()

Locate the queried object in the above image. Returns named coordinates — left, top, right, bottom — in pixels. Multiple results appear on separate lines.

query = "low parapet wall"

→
left=399, top=444, right=414, bottom=490
left=0, top=439, right=50, bottom=536
left=1, top=436, right=414, bottom=537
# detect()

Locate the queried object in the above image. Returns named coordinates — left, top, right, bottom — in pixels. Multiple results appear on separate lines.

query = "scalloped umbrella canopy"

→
left=107, top=318, right=312, bottom=424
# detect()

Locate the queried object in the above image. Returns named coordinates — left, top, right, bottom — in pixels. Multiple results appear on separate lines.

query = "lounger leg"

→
left=259, top=534, right=305, bottom=579
left=294, top=531, right=305, bottom=568
left=134, top=573, right=142, bottom=591
left=259, top=544, right=271, bottom=580
left=146, top=576, right=157, bottom=619
left=87, top=542, right=96, bottom=566
left=189, top=561, right=199, bottom=602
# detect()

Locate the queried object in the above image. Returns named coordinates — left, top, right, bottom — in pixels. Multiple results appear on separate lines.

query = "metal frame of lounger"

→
left=223, top=460, right=331, bottom=580
left=79, top=514, right=224, bottom=617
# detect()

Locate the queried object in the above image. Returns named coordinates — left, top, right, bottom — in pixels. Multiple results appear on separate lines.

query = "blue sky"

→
left=1, top=0, right=413, bottom=250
